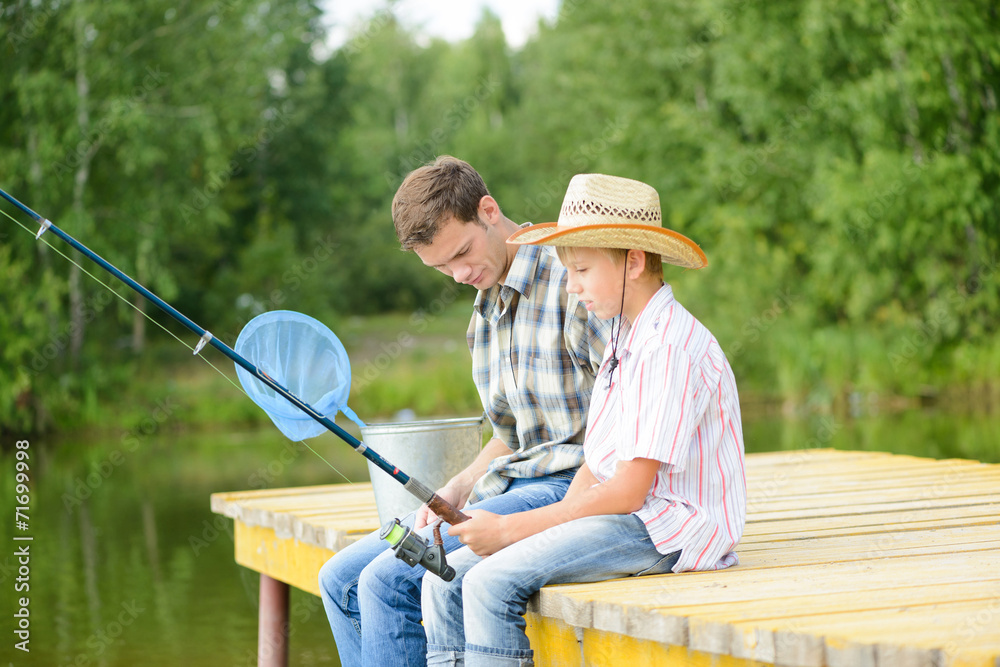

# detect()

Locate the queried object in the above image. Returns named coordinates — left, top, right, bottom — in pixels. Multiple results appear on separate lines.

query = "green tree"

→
left=500, top=0, right=999, bottom=404
left=0, top=0, right=326, bottom=429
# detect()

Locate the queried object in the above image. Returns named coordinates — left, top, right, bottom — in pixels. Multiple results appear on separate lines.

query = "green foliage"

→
left=1, top=0, right=998, bottom=432
left=338, top=300, right=481, bottom=418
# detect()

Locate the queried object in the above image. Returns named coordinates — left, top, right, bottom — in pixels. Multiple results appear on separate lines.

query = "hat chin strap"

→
left=607, top=258, right=628, bottom=382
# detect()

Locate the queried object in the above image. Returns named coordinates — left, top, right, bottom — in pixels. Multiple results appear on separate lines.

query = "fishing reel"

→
left=380, top=517, right=456, bottom=581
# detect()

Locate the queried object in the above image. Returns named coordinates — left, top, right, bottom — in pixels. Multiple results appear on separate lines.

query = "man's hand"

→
left=414, top=483, right=471, bottom=530
left=413, top=437, right=510, bottom=529
left=446, top=509, right=512, bottom=556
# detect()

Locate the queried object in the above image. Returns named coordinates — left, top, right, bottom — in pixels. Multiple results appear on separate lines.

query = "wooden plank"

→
left=210, top=483, right=369, bottom=513
left=745, top=456, right=989, bottom=480
left=781, top=599, right=1000, bottom=646
left=738, top=524, right=1000, bottom=552
left=706, top=598, right=1000, bottom=667
left=640, top=580, right=1000, bottom=625
left=742, top=448, right=890, bottom=464
left=744, top=452, right=981, bottom=471
left=688, top=587, right=1000, bottom=661
left=748, top=485, right=1000, bottom=520
left=747, top=473, right=1000, bottom=510
left=221, top=493, right=377, bottom=518
left=741, top=504, right=1000, bottom=541
left=737, top=541, right=999, bottom=571
left=743, top=450, right=979, bottom=468
left=746, top=460, right=989, bottom=486
left=211, top=486, right=378, bottom=532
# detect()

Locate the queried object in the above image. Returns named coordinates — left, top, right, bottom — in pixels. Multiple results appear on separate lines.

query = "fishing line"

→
left=1, top=204, right=352, bottom=484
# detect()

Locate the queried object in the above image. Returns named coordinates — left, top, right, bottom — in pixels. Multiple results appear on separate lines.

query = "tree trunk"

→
left=132, top=293, right=146, bottom=353
left=28, top=127, right=59, bottom=337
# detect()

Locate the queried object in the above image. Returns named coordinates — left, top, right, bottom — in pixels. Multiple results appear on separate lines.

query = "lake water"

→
left=2, top=408, right=998, bottom=666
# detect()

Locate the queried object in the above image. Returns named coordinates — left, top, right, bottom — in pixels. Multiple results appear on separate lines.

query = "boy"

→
left=318, top=157, right=611, bottom=666
left=421, top=173, right=747, bottom=667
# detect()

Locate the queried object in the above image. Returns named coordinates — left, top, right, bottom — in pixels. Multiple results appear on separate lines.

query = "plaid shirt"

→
left=466, top=238, right=612, bottom=505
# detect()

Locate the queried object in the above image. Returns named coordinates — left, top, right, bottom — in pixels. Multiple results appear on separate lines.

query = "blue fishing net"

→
left=234, top=310, right=366, bottom=441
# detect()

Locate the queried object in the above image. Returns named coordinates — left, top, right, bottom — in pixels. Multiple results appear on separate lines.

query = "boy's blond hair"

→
left=556, top=246, right=663, bottom=279
left=392, top=156, right=490, bottom=250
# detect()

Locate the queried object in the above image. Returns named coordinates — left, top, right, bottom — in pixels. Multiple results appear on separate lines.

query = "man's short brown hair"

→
left=392, top=156, right=490, bottom=250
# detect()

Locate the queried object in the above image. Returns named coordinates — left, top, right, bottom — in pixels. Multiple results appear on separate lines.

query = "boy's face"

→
left=414, top=215, right=510, bottom=289
left=562, top=247, right=625, bottom=320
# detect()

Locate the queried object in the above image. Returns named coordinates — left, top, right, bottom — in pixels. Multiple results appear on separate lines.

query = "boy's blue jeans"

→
left=318, top=474, right=574, bottom=667
left=421, top=513, right=681, bottom=667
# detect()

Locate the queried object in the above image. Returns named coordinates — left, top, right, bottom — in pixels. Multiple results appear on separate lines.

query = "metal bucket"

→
left=361, top=415, right=485, bottom=525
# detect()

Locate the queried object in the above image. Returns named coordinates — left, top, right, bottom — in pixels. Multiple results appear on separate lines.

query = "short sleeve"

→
left=619, top=345, right=708, bottom=468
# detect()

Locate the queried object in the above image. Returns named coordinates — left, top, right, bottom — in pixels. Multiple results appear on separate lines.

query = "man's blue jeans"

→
left=421, top=513, right=681, bottom=667
left=318, top=474, right=574, bottom=667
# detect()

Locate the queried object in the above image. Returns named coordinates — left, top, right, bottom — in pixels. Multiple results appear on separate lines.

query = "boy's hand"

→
left=447, top=509, right=511, bottom=556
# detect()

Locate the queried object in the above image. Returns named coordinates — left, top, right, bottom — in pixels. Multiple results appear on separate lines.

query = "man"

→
left=318, top=156, right=611, bottom=666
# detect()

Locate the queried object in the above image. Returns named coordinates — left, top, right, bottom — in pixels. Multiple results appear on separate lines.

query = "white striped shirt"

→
left=583, top=284, right=746, bottom=573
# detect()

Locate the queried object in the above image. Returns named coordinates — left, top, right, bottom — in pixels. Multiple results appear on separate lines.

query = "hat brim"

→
left=507, top=223, right=707, bottom=269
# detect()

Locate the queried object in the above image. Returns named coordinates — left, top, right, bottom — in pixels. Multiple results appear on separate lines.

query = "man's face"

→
left=414, top=216, right=510, bottom=289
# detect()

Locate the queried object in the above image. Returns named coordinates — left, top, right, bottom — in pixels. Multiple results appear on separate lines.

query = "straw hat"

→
left=507, top=174, right=707, bottom=269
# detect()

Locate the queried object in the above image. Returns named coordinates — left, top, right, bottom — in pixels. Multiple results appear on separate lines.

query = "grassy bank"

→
left=63, top=299, right=484, bottom=440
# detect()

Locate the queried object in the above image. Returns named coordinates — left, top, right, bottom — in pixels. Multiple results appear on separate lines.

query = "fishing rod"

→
left=0, top=187, right=470, bottom=530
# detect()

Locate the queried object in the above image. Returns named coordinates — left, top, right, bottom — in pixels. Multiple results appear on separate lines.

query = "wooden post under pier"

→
left=257, top=573, right=290, bottom=667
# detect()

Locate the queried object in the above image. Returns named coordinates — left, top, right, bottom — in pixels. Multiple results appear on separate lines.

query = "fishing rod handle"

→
left=427, top=494, right=470, bottom=525
left=404, top=476, right=470, bottom=524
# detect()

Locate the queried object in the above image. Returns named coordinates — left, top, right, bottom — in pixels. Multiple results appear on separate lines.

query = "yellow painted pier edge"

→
left=233, top=522, right=328, bottom=597
left=212, top=450, right=1000, bottom=667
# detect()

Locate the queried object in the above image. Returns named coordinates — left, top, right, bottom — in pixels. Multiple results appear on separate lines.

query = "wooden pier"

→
left=210, top=449, right=1000, bottom=666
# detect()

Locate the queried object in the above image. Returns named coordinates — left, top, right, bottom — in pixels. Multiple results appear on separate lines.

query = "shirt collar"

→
left=621, top=283, right=674, bottom=353
left=473, top=225, right=543, bottom=317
